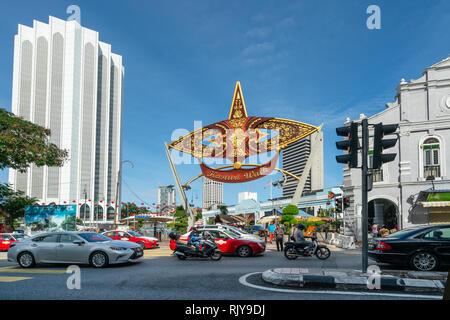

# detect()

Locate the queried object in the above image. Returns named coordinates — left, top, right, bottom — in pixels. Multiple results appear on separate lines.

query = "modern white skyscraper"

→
left=8, top=16, right=124, bottom=224
left=238, top=191, right=257, bottom=203
left=282, top=131, right=324, bottom=197
left=157, top=185, right=176, bottom=207
left=202, top=177, right=223, bottom=209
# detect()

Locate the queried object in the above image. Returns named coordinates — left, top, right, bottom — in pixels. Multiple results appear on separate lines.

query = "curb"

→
left=262, top=269, right=446, bottom=294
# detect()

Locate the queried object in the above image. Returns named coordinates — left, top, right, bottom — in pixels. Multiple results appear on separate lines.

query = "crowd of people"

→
left=370, top=223, right=398, bottom=238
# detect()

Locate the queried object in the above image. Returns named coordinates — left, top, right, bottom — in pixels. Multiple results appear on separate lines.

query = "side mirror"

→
left=73, top=240, right=84, bottom=246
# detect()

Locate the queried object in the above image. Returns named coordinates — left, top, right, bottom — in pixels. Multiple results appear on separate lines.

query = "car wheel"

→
left=137, top=242, right=145, bottom=249
left=410, top=251, right=439, bottom=271
left=90, top=251, right=109, bottom=268
left=284, top=247, right=298, bottom=260
left=237, top=245, right=252, bottom=258
left=18, top=252, right=35, bottom=268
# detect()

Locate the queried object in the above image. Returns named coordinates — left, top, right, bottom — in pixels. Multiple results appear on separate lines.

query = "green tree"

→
left=0, top=108, right=68, bottom=172
left=281, top=214, right=298, bottom=235
left=195, top=209, right=202, bottom=222
left=167, top=206, right=188, bottom=233
left=0, top=183, right=37, bottom=232
left=218, top=205, right=228, bottom=215
left=283, top=204, right=299, bottom=215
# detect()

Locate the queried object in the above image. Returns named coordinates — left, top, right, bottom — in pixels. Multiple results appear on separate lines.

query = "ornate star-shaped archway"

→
left=168, top=81, right=321, bottom=184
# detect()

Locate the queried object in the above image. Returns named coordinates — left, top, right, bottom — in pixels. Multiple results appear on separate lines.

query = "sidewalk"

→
left=262, top=268, right=448, bottom=294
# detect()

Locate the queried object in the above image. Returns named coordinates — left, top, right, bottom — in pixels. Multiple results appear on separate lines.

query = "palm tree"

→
left=218, top=205, right=228, bottom=215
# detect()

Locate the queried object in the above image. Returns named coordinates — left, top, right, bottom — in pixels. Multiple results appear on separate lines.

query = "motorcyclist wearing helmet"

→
left=187, top=226, right=203, bottom=253
left=294, top=224, right=313, bottom=255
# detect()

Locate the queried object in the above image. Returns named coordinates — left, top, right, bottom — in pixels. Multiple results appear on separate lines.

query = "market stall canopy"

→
left=119, top=215, right=174, bottom=223
left=295, top=210, right=313, bottom=218
left=214, top=214, right=246, bottom=224
left=420, top=191, right=450, bottom=208
left=257, top=215, right=282, bottom=225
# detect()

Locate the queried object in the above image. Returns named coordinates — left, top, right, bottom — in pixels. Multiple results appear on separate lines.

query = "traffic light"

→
left=335, top=198, right=342, bottom=212
left=336, top=122, right=358, bottom=168
left=372, top=123, right=398, bottom=169
left=344, top=197, right=350, bottom=209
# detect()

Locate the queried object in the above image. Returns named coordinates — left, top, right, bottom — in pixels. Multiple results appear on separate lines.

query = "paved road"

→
left=0, top=244, right=442, bottom=300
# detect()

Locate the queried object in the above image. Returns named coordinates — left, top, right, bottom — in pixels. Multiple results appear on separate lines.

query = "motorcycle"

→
left=284, top=235, right=331, bottom=260
left=169, top=232, right=222, bottom=261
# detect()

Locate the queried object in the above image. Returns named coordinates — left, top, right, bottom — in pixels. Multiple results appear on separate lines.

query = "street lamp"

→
left=113, top=160, right=134, bottom=229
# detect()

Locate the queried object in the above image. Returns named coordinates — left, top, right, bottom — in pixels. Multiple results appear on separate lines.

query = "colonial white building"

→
left=342, top=55, right=450, bottom=240
left=8, top=16, right=124, bottom=225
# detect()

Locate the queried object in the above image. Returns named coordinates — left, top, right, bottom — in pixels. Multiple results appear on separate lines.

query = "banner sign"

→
left=25, top=205, right=76, bottom=233
left=200, top=153, right=279, bottom=183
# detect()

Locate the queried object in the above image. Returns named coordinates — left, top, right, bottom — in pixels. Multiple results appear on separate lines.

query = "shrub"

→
left=283, top=204, right=299, bottom=215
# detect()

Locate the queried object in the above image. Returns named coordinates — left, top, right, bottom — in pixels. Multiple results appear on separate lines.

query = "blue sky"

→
left=1, top=0, right=450, bottom=207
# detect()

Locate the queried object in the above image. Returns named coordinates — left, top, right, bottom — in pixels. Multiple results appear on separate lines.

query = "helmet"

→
left=297, top=224, right=305, bottom=230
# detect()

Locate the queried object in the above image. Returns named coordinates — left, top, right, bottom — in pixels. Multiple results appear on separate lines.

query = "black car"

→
left=368, top=224, right=450, bottom=271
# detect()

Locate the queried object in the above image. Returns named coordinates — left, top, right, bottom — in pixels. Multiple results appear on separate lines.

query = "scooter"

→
left=169, top=232, right=222, bottom=261
left=284, top=235, right=331, bottom=260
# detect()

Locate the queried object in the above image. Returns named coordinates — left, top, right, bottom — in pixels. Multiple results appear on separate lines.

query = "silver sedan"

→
left=7, top=232, right=143, bottom=268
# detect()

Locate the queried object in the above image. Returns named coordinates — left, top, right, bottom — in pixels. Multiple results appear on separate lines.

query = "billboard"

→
left=25, top=205, right=76, bottom=233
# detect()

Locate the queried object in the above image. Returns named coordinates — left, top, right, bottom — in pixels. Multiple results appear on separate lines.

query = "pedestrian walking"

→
left=267, top=221, right=276, bottom=244
left=274, top=224, right=284, bottom=251
left=371, top=223, right=378, bottom=238
left=324, top=222, right=330, bottom=240
left=291, top=225, right=298, bottom=241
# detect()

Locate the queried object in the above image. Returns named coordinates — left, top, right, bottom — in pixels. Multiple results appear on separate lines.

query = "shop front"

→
left=419, top=191, right=450, bottom=224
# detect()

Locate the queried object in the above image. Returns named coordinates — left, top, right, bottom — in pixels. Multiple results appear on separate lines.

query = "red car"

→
left=102, top=230, right=159, bottom=249
left=171, top=228, right=265, bottom=257
left=0, top=233, right=18, bottom=251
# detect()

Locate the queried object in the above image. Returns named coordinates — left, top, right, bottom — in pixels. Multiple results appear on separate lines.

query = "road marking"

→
left=0, top=266, right=66, bottom=274
left=238, top=272, right=443, bottom=300
left=0, top=276, right=33, bottom=282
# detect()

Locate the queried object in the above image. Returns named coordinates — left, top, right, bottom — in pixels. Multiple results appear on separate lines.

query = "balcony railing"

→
left=424, top=165, right=441, bottom=179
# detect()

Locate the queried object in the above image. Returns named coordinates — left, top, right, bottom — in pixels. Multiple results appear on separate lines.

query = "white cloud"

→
left=241, top=42, right=275, bottom=56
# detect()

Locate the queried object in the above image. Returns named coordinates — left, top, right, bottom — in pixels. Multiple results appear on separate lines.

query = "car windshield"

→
left=77, top=233, right=111, bottom=242
left=228, top=226, right=247, bottom=234
left=128, top=231, right=141, bottom=237
left=222, top=229, right=240, bottom=238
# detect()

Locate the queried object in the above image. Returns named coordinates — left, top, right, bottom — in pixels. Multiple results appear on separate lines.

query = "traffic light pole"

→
left=361, top=118, right=369, bottom=273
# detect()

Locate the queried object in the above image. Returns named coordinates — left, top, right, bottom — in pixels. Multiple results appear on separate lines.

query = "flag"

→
left=264, top=179, right=271, bottom=189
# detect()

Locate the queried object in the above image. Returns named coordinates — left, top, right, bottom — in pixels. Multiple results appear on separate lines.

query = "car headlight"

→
left=110, top=247, right=127, bottom=251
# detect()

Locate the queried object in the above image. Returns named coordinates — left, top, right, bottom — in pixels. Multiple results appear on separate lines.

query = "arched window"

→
left=107, top=207, right=115, bottom=221
left=80, top=204, right=90, bottom=220
left=422, top=137, right=441, bottom=179
left=94, top=206, right=104, bottom=220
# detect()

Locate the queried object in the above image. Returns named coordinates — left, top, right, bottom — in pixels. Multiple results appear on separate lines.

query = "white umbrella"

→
left=257, top=215, right=281, bottom=225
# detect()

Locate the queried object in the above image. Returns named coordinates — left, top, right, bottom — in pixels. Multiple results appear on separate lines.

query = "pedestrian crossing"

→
left=143, top=247, right=174, bottom=259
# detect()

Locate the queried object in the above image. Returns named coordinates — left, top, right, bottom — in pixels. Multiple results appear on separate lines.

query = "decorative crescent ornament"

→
left=168, top=82, right=321, bottom=183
